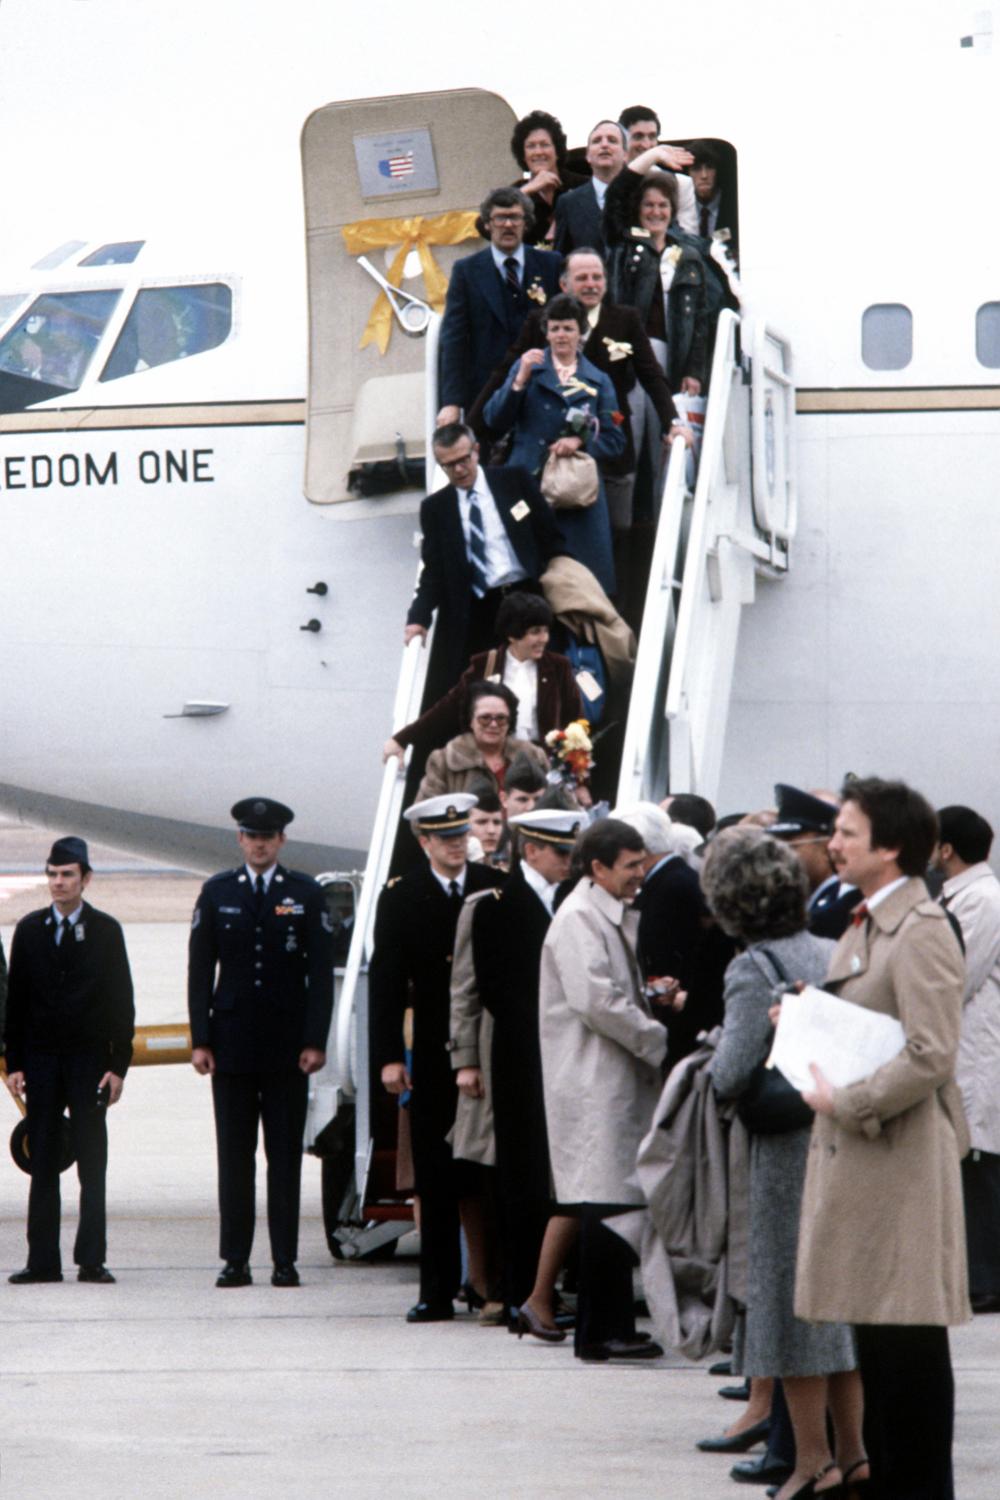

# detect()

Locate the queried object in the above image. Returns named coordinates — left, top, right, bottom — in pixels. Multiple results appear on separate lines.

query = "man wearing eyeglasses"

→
left=437, top=186, right=561, bottom=429
left=768, top=783, right=859, bottom=941
left=405, top=420, right=566, bottom=690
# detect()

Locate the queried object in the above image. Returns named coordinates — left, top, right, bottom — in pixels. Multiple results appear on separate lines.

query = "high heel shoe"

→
left=782, top=1461, right=843, bottom=1499
left=460, top=1281, right=487, bottom=1312
left=840, top=1458, right=871, bottom=1497
left=515, top=1302, right=567, bottom=1343
left=696, top=1416, right=771, bottom=1453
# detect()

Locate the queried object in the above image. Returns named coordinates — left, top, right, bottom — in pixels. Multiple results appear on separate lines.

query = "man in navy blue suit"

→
left=436, top=187, right=561, bottom=427
left=405, top=422, right=566, bottom=689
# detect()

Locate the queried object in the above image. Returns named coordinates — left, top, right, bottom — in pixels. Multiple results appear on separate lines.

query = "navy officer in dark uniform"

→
left=188, top=797, right=334, bottom=1288
left=370, top=793, right=504, bottom=1321
left=5, top=836, right=134, bottom=1285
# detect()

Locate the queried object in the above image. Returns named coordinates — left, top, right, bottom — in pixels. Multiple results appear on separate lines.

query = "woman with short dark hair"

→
left=383, top=591, right=582, bottom=763
left=509, top=109, right=587, bottom=245
left=702, top=829, right=867, bottom=1500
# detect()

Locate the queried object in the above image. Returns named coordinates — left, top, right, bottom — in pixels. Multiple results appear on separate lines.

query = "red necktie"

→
left=851, top=901, right=869, bottom=927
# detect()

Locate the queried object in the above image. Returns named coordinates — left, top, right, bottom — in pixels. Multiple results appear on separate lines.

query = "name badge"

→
left=510, top=500, right=530, bottom=522
left=576, top=670, right=602, bottom=702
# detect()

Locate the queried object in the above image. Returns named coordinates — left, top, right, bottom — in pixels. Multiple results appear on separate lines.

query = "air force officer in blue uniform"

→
left=188, top=798, right=334, bottom=1288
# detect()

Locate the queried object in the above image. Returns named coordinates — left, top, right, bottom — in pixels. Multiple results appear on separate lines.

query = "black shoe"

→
left=8, top=1267, right=62, bottom=1284
left=719, top=1379, right=752, bottom=1400
left=460, top=1280, right=487, bottom=1312
left=216, top=1261, right=252, bottom=1288
left=709, top=1358, right=733, bottom=1376
left=405, top=1301, right=454, bottom=1323
left=730, top=1454, right=794, bottom=1486
left=77, top=1265, right=116, bottom=1284
left=578, top=1337, right=664, bottom=1362
left=696, top=1417, right=770, bottom=1453
left=271, top=1263, right=300, bottom=1288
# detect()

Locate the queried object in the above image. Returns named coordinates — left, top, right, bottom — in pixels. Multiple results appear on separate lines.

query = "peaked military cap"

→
left=231, top=797, right=295, bottom=834
left=769, top=784, right=837, bottom=837
left=47, top=835, right=91, bottom=870
left=404, top=793, right=477, bottom=836
left=508, top=809, right=583, bottom=849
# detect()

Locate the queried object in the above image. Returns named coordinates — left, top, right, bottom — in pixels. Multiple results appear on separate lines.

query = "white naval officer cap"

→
left=507, top=809, right=583, bottom=849
left=403, top=793, right=478, bottom=837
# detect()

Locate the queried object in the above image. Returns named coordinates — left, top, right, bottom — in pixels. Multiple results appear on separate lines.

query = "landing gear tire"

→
left=9, top=1115, right=76, bottom=1175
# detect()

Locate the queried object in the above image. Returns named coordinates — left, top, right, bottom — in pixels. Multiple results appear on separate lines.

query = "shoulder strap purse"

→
left=735, top=946, right=814, bottom=1136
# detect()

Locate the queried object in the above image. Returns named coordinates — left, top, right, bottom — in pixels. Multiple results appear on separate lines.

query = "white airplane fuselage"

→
left=0, top=0, right=997, bottom=871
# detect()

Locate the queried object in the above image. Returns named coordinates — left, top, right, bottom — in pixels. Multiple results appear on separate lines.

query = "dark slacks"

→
left=409, top=1075, right=480, bottom=1307
left=855, top=1324, right=955, bottom=1500
left=211, top=1069, right=308, bottom=1265
left=573, top=1204, right=637, bottom=1355
left=24, top=1049, right=108, bottom=1271
left=962, top=1149, right=1000, bottom=1297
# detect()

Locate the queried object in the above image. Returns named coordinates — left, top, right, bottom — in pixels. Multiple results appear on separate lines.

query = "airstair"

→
left=314, top=305, right=798, bottom=1247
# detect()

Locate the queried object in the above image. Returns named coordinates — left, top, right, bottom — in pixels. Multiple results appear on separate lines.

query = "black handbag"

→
left=735, top=946, right=814, bottom=1136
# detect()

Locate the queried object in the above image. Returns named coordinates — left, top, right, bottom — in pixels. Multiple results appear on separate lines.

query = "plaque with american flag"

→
left=353, top=127, right=439, bottom=199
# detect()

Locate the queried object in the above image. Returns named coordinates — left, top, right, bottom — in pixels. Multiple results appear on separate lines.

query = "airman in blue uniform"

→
left=188, top=797, right=334, bottom=1288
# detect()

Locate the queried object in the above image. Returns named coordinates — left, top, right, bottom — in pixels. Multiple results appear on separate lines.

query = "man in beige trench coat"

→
left=538, top=817, right=669, bottom=1361
left=795, top=777, right=970, bottom=1500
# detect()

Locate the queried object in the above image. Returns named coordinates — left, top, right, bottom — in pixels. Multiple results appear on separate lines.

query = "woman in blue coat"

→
left=483, top=294, right=625, bottom=597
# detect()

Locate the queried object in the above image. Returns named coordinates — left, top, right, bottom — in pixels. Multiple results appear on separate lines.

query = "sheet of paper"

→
left=767, top=984, right=906, bottom=1092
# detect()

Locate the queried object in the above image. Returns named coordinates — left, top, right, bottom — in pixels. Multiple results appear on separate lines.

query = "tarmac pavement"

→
left=2, top=821, right=999, bottom=1498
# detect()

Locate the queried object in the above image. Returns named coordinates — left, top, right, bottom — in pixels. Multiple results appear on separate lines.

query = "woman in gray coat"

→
left=702, top=830, right=867, bottom=1500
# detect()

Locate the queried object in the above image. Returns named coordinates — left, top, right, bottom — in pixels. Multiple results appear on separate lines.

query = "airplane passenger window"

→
left=79, top=241, right=145, bottom=266
left=975, top=303, right=1000, bottom=368
left=99, top=283, right=232, bottom=382
left=0, top=289, right=122, bottom=392
left=861, top=304, right=912, bottom=370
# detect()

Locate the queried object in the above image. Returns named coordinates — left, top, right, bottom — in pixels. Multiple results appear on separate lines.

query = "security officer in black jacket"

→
left=188, top=798, right=334, bottom=1288
left=5, top=836, right=134, bottom=1285
left=370, top=793, right=503, bottom=1321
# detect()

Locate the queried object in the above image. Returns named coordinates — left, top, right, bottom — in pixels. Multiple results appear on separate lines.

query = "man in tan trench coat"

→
left=538, top=817, right=668, bottom=1361
left=795, top=777, right=970, bottom=1500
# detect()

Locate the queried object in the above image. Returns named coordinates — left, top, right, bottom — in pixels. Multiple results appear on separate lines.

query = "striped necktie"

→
left=466, top=488, right=488, bottom=598
left=503, top=256, right=520, bottom=295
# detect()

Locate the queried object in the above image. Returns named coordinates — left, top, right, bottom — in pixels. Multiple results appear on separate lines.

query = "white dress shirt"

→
left=51, top=903, right=83, bottom=941
left=522, top=858, right=558, bottom=916
left=490, top=242, right=526, bottom=283
left=456, top=468, right=526, bottom=589
left=244, top=863, right=277, bottom=891
left=865, top=874, right=908, bottom=913
left=430, top=864, right=467, bottom=898
left=503, top=652, right=539, bottom=742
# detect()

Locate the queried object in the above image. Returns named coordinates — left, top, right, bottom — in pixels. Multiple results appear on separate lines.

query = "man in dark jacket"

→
left=5, top=836, right=134, bottom=1285
left=436, top=186, right=561, bottom=424
left=370, top=794, right=504, bottom=1321
left=404, top=422, right=565, bottom=692
left=188, top=797, right=334, bottom=1288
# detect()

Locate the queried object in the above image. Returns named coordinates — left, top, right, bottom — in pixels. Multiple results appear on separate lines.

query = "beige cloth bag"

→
left=539, top=449, right=599, bottom=509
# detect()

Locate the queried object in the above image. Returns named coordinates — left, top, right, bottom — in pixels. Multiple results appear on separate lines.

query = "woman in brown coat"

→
left=795, top=778, right=970, bottom=1500
left=416, top=681, right=548, bottom=801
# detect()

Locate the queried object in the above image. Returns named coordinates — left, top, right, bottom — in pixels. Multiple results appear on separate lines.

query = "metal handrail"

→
left=665, top=309, right=741, bottom=722
left=329, top=313, right=443, bottom=1099
left=613, top=431, right=688, bottom=806
left=749, top=318, right=797, bottom=544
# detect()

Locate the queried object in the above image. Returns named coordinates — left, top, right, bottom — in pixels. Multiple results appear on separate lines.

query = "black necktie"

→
left=449, top=880, right=462, bottom=906
left=253, top=874, right=266, bottom=912
left=699, top=204, right=710, bottom=239
left=503, top=256, right=520, bottom=295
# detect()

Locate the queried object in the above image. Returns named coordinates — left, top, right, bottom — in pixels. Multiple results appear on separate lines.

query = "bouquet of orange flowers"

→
left=545, top=718, right=593, bottom=786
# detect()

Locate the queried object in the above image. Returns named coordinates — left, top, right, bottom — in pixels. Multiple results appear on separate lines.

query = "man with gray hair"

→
left=437, top=187, right=561, bottom=426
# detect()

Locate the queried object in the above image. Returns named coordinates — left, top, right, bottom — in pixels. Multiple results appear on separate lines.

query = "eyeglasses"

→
left=437, top=450, right=476, bottom=471
left=489, top=213, right=525, bottom=225
left=473, top=714, right=510, bottom=726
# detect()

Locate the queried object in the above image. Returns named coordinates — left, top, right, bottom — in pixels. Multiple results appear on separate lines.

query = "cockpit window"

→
left=0, top=293, right=26, bottom=329
left=79, top=241, right=145, bottom=267
left=32, top=241, right=87, bottom=270
left=0, top=289, right=122, bottom=392
left=99, top=283, right=232, bottom=382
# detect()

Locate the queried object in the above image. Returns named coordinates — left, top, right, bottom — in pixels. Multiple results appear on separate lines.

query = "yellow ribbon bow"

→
left=341, top=209, right=480, bottom=354
left=602, top=338, right=633, bottom=361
